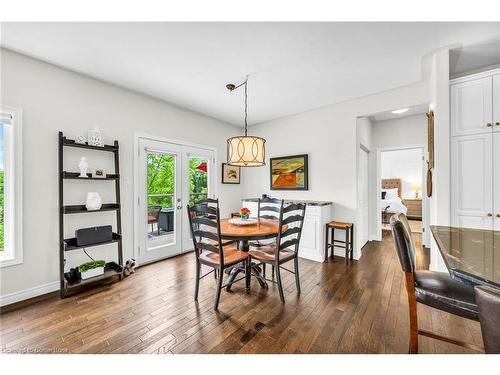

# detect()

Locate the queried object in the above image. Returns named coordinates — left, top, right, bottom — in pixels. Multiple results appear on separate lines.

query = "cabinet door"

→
left=451, top=133, right=493, bottom=230
left=451, top=77, right=492, bottom=136
left=495, top=132, right=500, bottom=231
left=494, top=75, right=500, bottom=132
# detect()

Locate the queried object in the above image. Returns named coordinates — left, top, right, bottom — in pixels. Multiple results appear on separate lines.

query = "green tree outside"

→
left=146, top=153, right=208, bottom=209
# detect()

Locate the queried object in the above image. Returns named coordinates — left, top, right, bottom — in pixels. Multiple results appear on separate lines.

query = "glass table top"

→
left=430, top=225, right=500, bottom=288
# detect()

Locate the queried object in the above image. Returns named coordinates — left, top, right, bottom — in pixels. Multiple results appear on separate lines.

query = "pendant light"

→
left=226, top=76, right=266, bottom=167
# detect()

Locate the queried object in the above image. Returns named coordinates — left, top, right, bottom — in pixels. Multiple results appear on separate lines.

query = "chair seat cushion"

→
left=199, top=247, right=249, bottom=266
left=148, top=215, right=157, bottom=222
left=249, top=244, right=296, bottom=263
left=327, top=220, right=353, bottom=229
left=414, top=270, right=479, bottom=321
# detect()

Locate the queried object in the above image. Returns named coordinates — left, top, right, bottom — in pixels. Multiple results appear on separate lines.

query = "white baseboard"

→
left=299, top=252, right=325, bottom=263
left=0, top=281, right=59, bottom=307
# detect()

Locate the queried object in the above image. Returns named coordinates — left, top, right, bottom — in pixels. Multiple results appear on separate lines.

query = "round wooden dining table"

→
left=220, top=218, right=286, bottom=292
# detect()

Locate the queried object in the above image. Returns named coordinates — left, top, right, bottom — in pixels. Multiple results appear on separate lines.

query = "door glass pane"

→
left=147, top=151, right=175, bottom=248
left=188, top=157, right=208, bottom=206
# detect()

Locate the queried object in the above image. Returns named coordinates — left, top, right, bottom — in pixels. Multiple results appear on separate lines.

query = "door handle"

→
left=495, top=121, right=500, bottom=126
left=177, top=205, right=183, bottom=210
left=487, top=213, right=493, bottom=217
left=496, top=214, right=500, bottom=218
left=486, top=122, right=492, bottom=127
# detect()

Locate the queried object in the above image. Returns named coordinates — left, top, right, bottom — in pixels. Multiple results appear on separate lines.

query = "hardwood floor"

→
left=0, top=232, right=482, bottom=354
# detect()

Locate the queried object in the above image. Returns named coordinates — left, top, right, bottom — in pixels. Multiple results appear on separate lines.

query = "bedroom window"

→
left=0, top=107, right=23, bottom=267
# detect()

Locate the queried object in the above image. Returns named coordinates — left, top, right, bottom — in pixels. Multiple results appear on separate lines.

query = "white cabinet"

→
left=450, top=69, right=500, bottom=231
left=451, top=134, right=493, bottom=229
left=495, top=132, right=500, bottom=231
left=242, top=200, right=332, bottom=262
left=494, top=75, right=500, bottom=132
left=450, top=76, right=492, bottom=136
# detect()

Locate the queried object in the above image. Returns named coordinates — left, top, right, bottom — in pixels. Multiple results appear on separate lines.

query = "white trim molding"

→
left=133, top=132, right=218, bottom=267
left=0, top=105, right=23, bottom=267
left=0, top=281, right=58, bottom=307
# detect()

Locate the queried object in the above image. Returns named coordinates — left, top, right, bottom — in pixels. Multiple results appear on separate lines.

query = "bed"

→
left=381, top=178, right=407, bottom=224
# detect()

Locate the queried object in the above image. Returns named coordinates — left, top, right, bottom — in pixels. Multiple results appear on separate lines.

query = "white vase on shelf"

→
left=85, top=192, right=102, bottom=211
left=78, top=157, right=89, bottom=178
left=88, top=128, right=104, bottom=147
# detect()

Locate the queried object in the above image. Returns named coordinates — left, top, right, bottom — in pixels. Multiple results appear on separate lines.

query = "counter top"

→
left=242, top=198, right=332, bottom=206
left=430, top=225, right=500, bottom=288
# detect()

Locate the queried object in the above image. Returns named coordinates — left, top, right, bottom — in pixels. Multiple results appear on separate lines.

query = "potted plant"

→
left=240, top=207, right=250, bottom=220
left=79, top=260, right=106, bottom=279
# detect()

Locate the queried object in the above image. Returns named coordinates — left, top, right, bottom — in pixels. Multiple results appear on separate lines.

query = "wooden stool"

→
left=325, top=221, right=354, bottom=264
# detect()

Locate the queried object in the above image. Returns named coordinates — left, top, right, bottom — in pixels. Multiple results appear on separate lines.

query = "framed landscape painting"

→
left=221, top=163, right=241, bottom=184
left=270, top=154, right=308, bottom=190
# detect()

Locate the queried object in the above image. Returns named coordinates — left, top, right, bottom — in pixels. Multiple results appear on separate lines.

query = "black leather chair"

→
left=475, top=285, right=500, bottom=354
left=390, top=213, right=481, bottom=353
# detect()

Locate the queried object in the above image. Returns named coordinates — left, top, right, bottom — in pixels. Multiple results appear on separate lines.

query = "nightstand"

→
left=403, top=199, right=422, bottom=220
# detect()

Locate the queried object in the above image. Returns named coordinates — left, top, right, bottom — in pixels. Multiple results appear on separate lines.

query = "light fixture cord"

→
left=244, top=77, right=248, bottom=136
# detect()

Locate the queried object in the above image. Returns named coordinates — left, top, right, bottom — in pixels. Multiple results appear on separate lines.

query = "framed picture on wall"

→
left=221, top=163, right=241, bottom=184
left=270, top=154, right=308, bottom=190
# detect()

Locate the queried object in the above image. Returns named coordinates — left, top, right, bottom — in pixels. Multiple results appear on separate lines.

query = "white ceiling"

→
left=369, top=103, right=429, bottom=123
left=1, top=22, right=499, bottom=126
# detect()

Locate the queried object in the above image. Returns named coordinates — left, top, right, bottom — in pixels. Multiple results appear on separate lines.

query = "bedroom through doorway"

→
left=379, top=146, right=425, bottom=236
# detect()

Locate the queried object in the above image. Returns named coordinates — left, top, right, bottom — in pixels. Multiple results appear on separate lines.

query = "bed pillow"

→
left=382, top=188, right=398, bottom=199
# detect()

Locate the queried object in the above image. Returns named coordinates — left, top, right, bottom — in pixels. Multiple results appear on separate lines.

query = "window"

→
left=0, top=107, right=22, bottom=267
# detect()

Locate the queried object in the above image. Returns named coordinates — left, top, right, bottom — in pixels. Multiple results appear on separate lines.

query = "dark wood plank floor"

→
left=0, top=231, right=482, bottom=354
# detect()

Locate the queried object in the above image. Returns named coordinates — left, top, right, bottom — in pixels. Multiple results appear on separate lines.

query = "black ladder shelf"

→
left=58, top=131, right=123, bottom=298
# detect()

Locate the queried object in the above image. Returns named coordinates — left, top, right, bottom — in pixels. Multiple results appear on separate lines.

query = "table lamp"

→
left=411, top=182, right=422, bottom=199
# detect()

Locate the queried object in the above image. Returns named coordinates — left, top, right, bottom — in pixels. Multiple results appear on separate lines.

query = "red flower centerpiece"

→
left=240, top=207, right=250, bottom=220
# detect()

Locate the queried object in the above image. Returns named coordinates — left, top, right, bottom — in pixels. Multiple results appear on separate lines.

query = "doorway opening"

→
left=134, top=134, right=216, bottom=266
left=378, top=146, right=426, bottom=239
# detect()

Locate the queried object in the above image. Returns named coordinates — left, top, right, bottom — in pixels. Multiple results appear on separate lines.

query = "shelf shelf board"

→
left=62, top=171, right=119, bottom=180
left=63, top=138, right=118, bottom=152
left=64, top=262, right=122, bottom=289
left=63, top=203, right=120, bottom=214
left=64, top=233, right=121, bottom=251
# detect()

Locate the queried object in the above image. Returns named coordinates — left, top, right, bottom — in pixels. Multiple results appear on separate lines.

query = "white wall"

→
left=242, top=80, right=430, bottom=260
left=0, top=49, right=244, bottom=303
left=380, top=148, right=423, bottom=199
left=428, top=48, right=451, bottom=272
left=368, top=114, right=427, bottom=240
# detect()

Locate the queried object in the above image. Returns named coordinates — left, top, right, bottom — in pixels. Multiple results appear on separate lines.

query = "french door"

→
left=137, top=137, right=215, bottom=265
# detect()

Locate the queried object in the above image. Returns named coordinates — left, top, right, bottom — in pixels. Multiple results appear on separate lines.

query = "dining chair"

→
left=148, top=205, right=162, bottom=235
left=390, top=213, right=481, bottom=353
left=475, top=285, right=500, bottom=354
left=249, top=201, right=306, bottom=304
left=253, top=196, right=283, bottom=277
left=187, top=198, right=250, bottom=311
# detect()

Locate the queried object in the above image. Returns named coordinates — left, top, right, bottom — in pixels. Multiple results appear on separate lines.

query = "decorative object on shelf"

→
left=123, top=259, right=136, bottom=276
left=270, top=154, right=309, bottom=190
left=78, top=157, right=89, bottom=178
left=226, top=76, right=266, bottom=167
left=240, top=207, right=250, bottom=220
left=93, top=168, right=106, bottom=179
left=85, top=192, right=102, bottom=211
left=75, top=134, right=87, bottom=145
left=87, top=127, right=104, bottom=147
left=65, top=267, right=81, bottom=283
left=221, top=163, right=241, bottom=184
left=411, top=182, right=422, bottom=199
left=79, top=260, right=105, bottom=280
